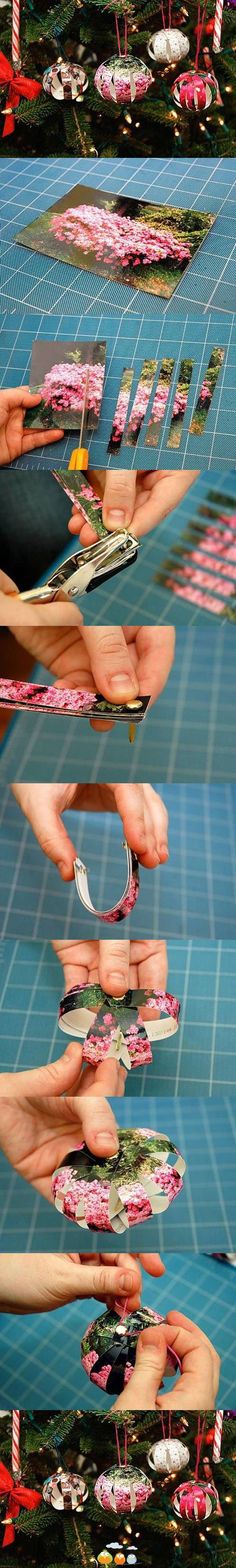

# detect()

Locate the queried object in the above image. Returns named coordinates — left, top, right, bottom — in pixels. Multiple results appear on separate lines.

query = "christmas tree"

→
left=0, top=1411, right=235, bottom=1567
left=0, top=0, right=235, bottom=157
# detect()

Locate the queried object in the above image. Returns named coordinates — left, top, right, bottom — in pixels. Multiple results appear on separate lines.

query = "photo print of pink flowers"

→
left=24, top=339, right=106, bottom=431
left=155, top=486, right=236, bottom=620
left=167, top=359, right=194, bottom=449
left=16, top=181, right=216, bottom=302
left=189, top=348, right=225, bottom=437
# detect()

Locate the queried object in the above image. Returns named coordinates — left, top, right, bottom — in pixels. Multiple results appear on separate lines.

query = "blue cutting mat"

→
left=1, top=156, right=236, bottom=318
left=0, top=1254, right=234, bottom=1408
left=0, top=311, right=235, bottom=470
left=1, top=938, right=236, bottom=1097
left=0, top=624, right=236, bottom=784
left=0, top=787, right=236, bottom=940
left=0, top=1096, right=234, bottom=1252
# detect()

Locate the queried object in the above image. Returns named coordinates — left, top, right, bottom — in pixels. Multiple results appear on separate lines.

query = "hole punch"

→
left=74, top=841, right=140, bottom=923
left=18, top=532, right=140, bottom=604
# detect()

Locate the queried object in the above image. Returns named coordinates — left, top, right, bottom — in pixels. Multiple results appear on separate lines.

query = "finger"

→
left=137, top=941, right=168, bottom=993
left=99, top=940, right=130, bottom=996
left=68, top=509, right=98, bottom=545
left=0, top=1041, right=84, bottom=1097
left=81, top=1059, right=126, bottom=1096
left=132, top=471, right=200, bottom=538
left=114, top=783, right=168, bottom=868
left=5, top=388, right=42, bottom=410
left=12, top=784, right=76, bottom=880
left=82, top=626, right=139, bottom=704
left=135, top=628, right=175, bottom=705
left=138, top=1251, right=166, bottom=1277
left=156, top=1322, right=218, bottom=1409
left=80, top=1096, right=119, bottom=1155
left=112, top=1325, right=167, bottom=1411
left=103, top=472, right=137, bottom=533
left=22, top=428, right=64, bottom=452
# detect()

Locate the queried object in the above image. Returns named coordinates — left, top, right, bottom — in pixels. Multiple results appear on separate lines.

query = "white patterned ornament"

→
left=43, top=58, right=88, bottom=101
left=148, top=1438, right=190, bottom=1475
left=43, top=1470, right=88, bottom=1511
left=148, top=28, right=190, bottom=64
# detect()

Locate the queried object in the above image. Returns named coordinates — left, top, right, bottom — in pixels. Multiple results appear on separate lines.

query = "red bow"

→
left=0, top=50, right=42, bottom=137
left=0, top=1460, right=41, bottom=1547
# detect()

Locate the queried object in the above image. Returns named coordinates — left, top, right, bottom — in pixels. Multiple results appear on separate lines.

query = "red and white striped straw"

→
left=12, top=1410, right=22, bottom=1480
left=213, top=0, right=223, bottom=51
left=12, top=0, right=21, bottom=71
left=213, top=1410, right=224, bottom=1463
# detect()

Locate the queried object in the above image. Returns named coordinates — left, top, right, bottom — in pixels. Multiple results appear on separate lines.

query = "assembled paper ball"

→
left=52, top=1126, right=186, bottom=1233
left=148, top=27, right=189, bottom=64
left=95, top=1465, right=153, bottom=1514
left=172, top=69, right=216, bottom=110
left=148, top=1438, right=190, bottom=1475
left=172, top=1480, right=217, bottom=1522
left=43, top=1470, right=88, bottom=1510
left=81, top=1305, right=181, bottom=1395
left=43, top=60, right=88, bottom=100
left=94, top=55, right=153, bottom=104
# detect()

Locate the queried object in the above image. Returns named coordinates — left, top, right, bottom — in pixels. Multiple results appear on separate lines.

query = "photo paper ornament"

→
left=94, top=55, right=153, bottom=103
left=148, top=1438, right=190, bottom=1474
left=43, top=58, right=88, bottom=100
left=95, top=1465, right=153, bottom=1515
left=81, top=1305, right=181, bottom=1395
left=51, top=1126, right=186, bottom=1234
left=172, top=1479, right=217, bottom=1521
left=148, top=28, right=189, bottom=64
left=58, top=982, right=181, bottom=1070
left=73, top=842, right=140, bottom=924
left=172, top=68, right=217, bottom=109
left=43, top=1470, right=88, bottom=1511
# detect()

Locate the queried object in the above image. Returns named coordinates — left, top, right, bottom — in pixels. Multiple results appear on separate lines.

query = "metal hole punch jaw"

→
left=73, top=839, right=138, bottom=921
left=18, top=532, right=139, bottom=604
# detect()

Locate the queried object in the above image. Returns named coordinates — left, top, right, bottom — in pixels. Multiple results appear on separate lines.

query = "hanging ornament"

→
left=95, top=13, right=153, bottom=104
left=52, top=1126, right=186, bottom=1234
left=43, top=1469, right=88, bottom=1511
left=0, top=2, right=42, bottom=139
left=148, top=30, right=189, bottom=65
left=213, top=0, right=224, bottom=50
left=97, top=1553, right=113, bottom=1564
left=0, top=1412, right=41, bottom=1548
left=172, top=1417, right=219, bottom=1524
left=81, top=1305, right=181, bottom=1396
left=95, top=1467, right=153, bottom=1515
left=212, top=1411, right=224, bottom=1462
left=148, top=1438, right=190, bottom=1475
left=172, top=66, right=217, bottom=108
left=43, top=56, right=88, bottom=100
left=95, top=1426, right=153, bottom=1515
left=172, top=1480, right=218, bottom=1521
left=172, top=0, right=218, bottom=111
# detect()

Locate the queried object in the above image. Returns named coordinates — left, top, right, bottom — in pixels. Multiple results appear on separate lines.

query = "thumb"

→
left=12, top=784, right=76, bottom=880
left=112, top=1326, right=167, bottom=1410
left=0, top=1041, right=82, bottom=1098
left=103, top=472, right=137, bottom=533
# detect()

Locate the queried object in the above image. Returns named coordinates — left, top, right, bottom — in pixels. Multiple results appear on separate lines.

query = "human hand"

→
left=0, top=1037, right=125, bottom=1098
left=112, top=1313, right=220, bottom=1411
left=68, top=470, right=200, bottom=544
left=0, top=1250, right=165, bottom=1315
left=53, top=936, right=168, bottom=997
left=12, top=782, right=169, bottom=878
left=0, top=389, right=64, bottom=465
left=0, top=569, right=83, bottom=628
left=11, top=624, right=175, bottom=731
left=0, top=1094, right=120, bottom=1202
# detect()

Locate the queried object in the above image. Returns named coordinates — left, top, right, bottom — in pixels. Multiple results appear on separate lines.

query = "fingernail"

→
left=159, top=842, right=169, bottom=860
left=111, top=974, right=127, bottom=993
left=95, top=1132, right=119, bottom=1152
left=118, top=1270, right=136, bottom=1291
left=109, top=674, right=138, bottom=695
left=66, top=1040, right=78, bottom=1057
left=107, top=510, right=126, bottom=528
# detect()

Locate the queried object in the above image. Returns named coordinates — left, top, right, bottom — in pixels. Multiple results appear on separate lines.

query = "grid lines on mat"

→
left=1, top=156, right=236, bottom=317
left=0, top=787, right=236, bottom=940
left=0, top=311, right=235, bottom=469
left=0, top=624, right=236, bottom=783
left=1, top=937, right=236, bottom=1096
left=0, top=1253, right=234, bottom=1408
left=0, top=1097, right=234, bottom=1253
